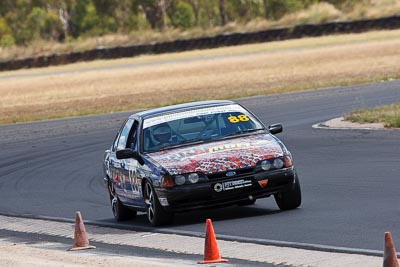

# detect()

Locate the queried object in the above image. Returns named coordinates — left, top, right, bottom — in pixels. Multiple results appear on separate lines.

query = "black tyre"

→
left=274, top=174, right=302, bottom=210
left=144, top=181, right=173, bottom=226
left=108, top=181, right=137, bottom=221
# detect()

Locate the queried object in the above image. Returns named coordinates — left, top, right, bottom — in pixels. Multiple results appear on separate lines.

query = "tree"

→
left=70, top=0, right=90, bottom=37
left=158, top=0, right=168, bottom=29
left=79, top=1, right=101, bottom=35
left=91, top=0, right=118, bottom=34
left=197, top=0, right=219, bottom=29
left=171, top=1, right=195, bottom=29
left=0, top=17, right=15, bottom=46
left=3, top=1, right=37, bottom=45
left=44, top=10, right=65, bottom=41
left=48, top=0, right=77, bottom=40
left=112, top=0, right=135, bottom=32
left=218, top=0, right=226, bottom=26
left=0, top=0, right=355, bottom=48
left=27, top=7, right=47, bottom=40
left=134, top=0, right=172, bottom=30
left=187, top=0, right=200, bottom=26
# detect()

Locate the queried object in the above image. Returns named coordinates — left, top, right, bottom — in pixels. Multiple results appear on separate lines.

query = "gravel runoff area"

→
left=0, top=215, right=384, bottom=267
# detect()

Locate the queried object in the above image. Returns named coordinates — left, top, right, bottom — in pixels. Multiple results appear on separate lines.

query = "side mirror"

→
left=116, top=149, right=144, bottom=165
left=116, top=149, right=136, bottom=159
left=268, top=124, right=283, bottom=135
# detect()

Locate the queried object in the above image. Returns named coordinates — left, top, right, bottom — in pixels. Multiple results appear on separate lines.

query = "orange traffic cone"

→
left=384, top=232, right=400, bottom=267
left=68, top=211, right=96, bottom=251
left=198, top=219, right=228, bottom=264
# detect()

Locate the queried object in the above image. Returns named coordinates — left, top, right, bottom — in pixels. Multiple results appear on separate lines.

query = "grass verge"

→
left=1, top=29, right=400, bottom=125
left=344, top=103, right=400, bottom=128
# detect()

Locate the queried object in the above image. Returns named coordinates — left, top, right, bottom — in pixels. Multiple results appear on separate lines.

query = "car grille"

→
left=206, top=167, right=254, bottom=180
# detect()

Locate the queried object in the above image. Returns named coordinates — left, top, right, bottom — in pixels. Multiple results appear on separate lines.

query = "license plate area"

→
left=212, top=179, right=253, bottom=193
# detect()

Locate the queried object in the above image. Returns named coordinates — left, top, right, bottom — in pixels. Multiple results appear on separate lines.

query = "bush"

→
left=13, top=7, right=65, bottom=44
left=264, top=0, right=304, bottom=20
left=79, top=2, right=118, bottom=36
left=225, top=0, right=264, bottom=23
left=198, top=3, right=219, bottom=29
left=0, top=18, right=15, bottom=47
left=171, top=1, right=195, bottom=29
left=80, top=2, right=101, bottom=35
left=43, top=11, right=65, bottom=41
left=130, top=13, right=151, bottom=31
left=27, top=7, right=47, bottom=40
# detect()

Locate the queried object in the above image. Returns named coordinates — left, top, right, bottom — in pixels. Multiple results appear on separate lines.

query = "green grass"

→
left=344, top=103, right=400, bottom=128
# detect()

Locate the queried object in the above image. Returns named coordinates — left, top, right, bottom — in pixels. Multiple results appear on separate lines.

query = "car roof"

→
left=132, top=100, right=237, bottom=119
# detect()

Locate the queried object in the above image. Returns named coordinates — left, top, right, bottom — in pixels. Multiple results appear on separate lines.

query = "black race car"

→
left=103, top=100, right=301, bottom=226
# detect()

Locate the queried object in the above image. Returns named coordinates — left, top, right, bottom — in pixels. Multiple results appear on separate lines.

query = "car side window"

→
left=127, top=121, right=139, bottom=151
left=111, top=131, right=120, bottom=152
left=116, top=119, right=134, bottom=151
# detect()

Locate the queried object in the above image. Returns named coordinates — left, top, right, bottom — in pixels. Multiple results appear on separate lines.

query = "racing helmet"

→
left=153, top=123, right=172, bottom=144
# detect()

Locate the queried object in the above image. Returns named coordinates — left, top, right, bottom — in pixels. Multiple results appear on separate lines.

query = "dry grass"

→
left=345, top=103, right=400, bottom=127
left=347, top=0, right=400, bottom=19
left=1, top=29, right=400, bottom=124
left=2, top=29, right=399, bottom=77
left=1, top=1, right=400, bottom=61
left=279, top=2, right=343, bottom=25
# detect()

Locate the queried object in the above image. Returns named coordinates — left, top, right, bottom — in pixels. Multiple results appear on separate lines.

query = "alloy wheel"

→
left=144, top=183, right=155, bottom=222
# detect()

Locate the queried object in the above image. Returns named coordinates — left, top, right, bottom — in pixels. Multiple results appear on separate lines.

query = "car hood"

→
left=146, top=134, right=284, bottom=175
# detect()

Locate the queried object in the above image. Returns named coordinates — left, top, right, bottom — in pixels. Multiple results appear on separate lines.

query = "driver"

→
left=152, top=123, right=172, bottom=147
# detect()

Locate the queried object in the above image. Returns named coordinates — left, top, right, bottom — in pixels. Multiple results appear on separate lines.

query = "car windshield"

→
left=142, top=104, right=264, bottom=153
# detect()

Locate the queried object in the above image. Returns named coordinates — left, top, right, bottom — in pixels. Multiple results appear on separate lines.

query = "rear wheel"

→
left=274, top=174, right=302, bottom=210
left=144, top=181, right=173, bottom=226
left=108, top=181, right=137, bottom=221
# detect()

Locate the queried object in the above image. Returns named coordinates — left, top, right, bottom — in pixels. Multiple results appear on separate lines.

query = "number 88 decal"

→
left=228, top=114, right=250, bottom=123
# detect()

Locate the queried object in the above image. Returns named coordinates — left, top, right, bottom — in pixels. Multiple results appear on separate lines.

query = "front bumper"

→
left=156, top=167, right=296, bottom=212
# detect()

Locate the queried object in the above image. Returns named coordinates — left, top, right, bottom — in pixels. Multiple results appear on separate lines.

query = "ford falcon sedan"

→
left=103, top=100, right=301, bottom=226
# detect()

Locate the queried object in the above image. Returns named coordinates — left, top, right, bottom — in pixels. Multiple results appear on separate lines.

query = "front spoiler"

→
left=156, top=168, right=296, bottom=212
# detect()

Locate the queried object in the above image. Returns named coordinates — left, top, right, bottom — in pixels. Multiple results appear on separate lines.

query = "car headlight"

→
left=174, top=175, right=186, bottom=185
left=261, top=160, right=272, bottom=171
left=273, top=158, right=284, bottom=169
left=188, top=173, right=199, bottom=183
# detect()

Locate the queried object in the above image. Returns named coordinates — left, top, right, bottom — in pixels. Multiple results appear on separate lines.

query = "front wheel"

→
left=274, top=174, right=302, bottom=210
left=108, top=181, right=137, bottom=221
left=144, top=181, right=173, bottom=226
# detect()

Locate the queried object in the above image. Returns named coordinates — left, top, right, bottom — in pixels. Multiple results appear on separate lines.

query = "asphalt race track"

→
left=0, top=81, right=399, bottom=252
